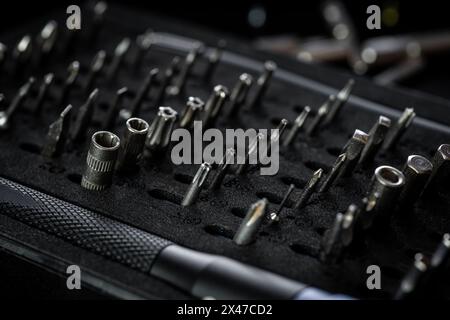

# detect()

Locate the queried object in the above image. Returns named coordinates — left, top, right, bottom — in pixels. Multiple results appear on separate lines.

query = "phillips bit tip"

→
left=294, top=168, right=323, bottom=210
left=182, top=162, right=212, bottom=207
left=319, top=153, right=346, bottom=193
left=233, top=198, right=268, bottom=245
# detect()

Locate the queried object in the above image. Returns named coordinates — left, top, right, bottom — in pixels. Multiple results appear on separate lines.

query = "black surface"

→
left=0, top=2, right=449, bottom=299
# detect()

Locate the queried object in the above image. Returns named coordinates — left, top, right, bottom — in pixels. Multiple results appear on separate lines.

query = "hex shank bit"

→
left=359, top=116, right=391, bottom=164
left=228, top=73, right=253, bottom=117
left=129, top=68, right=159, bottom=117
left=180, top=97, right=204, bottom=129
left=306, top=95, right=335, bottom=136
left=41, top=105, right=72, bottom=158
left=202, top=85, right=229, bottom=127
left=319, top=153, right=346, bottom=193
left=247, top=61, right=277, bottom=110
left=337, top=129, right=369, bottom=177
left=283, top=106, right=311, bottom=147
left=71, top=88, right=99, bottom=142
left=233, top=198, right=267, bottom=246
left=208, top=148, right=236, bottom=190
left=426, top=144, right=450, bottom=193
left=182, top=162, right=212, bottom=207
left=399, top=155, right=433, bottom=207
left=323, top=79, right=354, bottom=125
left=168, top=44, right=203, bottom=96
left=294, top=169, right=323, bottom=210
left=145, top=106, right=178, bottom=153
left=382, top=108, right=416, bottom=151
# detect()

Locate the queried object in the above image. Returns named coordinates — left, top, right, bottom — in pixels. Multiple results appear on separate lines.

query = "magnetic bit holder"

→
left=81, top=131, right=121, bottom=191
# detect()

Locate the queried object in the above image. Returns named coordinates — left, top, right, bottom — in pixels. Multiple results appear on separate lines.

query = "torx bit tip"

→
left=180, top=96, right=204, bottom=129
left=233, top=198, right=268, bottom=246
left=182, top=162, right=212, bottom=206
left=146, top=106, right=178, bottom=153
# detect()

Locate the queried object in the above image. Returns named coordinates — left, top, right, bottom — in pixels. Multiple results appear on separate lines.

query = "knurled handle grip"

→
left=0, top=177, right=172, bottom=273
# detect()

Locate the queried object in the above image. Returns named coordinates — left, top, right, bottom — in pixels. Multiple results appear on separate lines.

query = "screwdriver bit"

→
left=320, top=212, right=345, bottom=263
left=201, top=85, right=229, bottom=127
left=41, top=105, right=72, bottom=158
left=33, top=73, right=54, bottom=115
left=116, top=117, right=149, bottom=172
left=134, top=29, right=153, bottom=69
left=35, top=20, right=58, bottom=65
left=0, top=42, right=7, bottom=70
left=269, top=184, right=295, bottom=223
left=306, top=95, right=335, bottom=136
left=59, top=61, right=80, bottom=105
left=208, top=148, right=235, bottom=190
left=382, top=108, right=416, bottom=151
left=180, top=96, right=204, bottom=129
left=283, top=106, right=311, bottom=147
left=429, top=233, right=450, bottom=274
left=204, top=40, right=226, bottom=82
left=128, top=68, right=159, bottom=118
left=71, top=88, right=99, bottom=142
left=235, top=132, right=265, bottom=175
left=0, top=77, right=35, bottom=130
left=399, top=155, right=433, bottom=208
left=168, top=43, right=203, bottom=96
left=337, top=129, right=369, bottom=177
left=362, top=165, right=405, bottom=228
left=89, top=1, right=107, bottom=43
left=107, top=38, right=131, bottom=82
left=266, top=119, right=288, bottom=157
left=323, top=79, right=354, bottom=125
left=145, top=106, right=178, bottom=153
left=155, top=56, right=180, bottom=106
left=182, top=162, right=212, bottom=207
left=294, top=168, right=323, bottom=210
left=12, top=35, right=32, bottom=73
left=395, top=253, right=428, bottom=300
left=247, top=60, right=277, bottom=110
left=233, top=198, right=268, bottom=246
left=84, top=50, right=106, bottom=93
left=103, top=87, right=128, bottom=130
left=426, top=144, right=450, bottom=193
left=359, top=116, right=391, bottom=165
left=227, top=73, right=253, bottom=117
left=319, top=153, right=346, bottom=193
left=81, top=131, right=121, bottom=191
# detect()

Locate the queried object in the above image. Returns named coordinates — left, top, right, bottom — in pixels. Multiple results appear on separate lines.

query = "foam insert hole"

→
left=173, top=173, right=193, bottom=184
left=67, top=173, right=82, bottom=184
left=19, top=142, right=42, bottom=155
left=230, top=207, right=246, bottom=218
left=147, top=188, right=182, bottom=205
left=255, top=191, right=282, bottom=204
left=289, top=242, right=318, bottom=258
left=204, top=224, right=234, bottom=239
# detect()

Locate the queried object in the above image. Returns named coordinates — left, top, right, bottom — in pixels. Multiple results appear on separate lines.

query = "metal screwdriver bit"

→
left=35, top=21, right=58, bottom=65
left=320, top=212, right=345, bottom=263
left=71, top=88, right=99, bottom=142
left=128, top=68, right=159, bottom=118
left=337, top=129, right=369, bottom=177
left=168, top=44, right=203, bottom=96
left=233, top=198, right=268, bottom=246
left=228, top=73, right=253, bottom=117
left=395, top=253, right=428, bottom=300
left=41, top=105, right=72, bottom=158
left=116, top=117, right=149, bottom=172
left=266, top=119, right=288, bottom=156
left=156, top=57, right=180, bottom=106
left=283, top=106, right=311, bottom=147
left=145, top=106, right=178, bottom=153
left=103, top=87, right=128, bottom=130
left=429, top=233, right=450, bottom=274
left=426, top=144, right=450, bottom=193
left=319, top=153, right=346, bottom=193
left=204, top=40, right=226, bottom=81
left=0, top=42, right=7, bottom=70
left=33, top=73, right=54, bottom=115
left=59, top=61, right=80, bottom=105
left=89, top=1, right=107, bottom=42
left=269, top=184, right=295, bottom=223
left=201, top=85, right=229, bottom=127
left=294, top=168, right=323, bottom=210
left=208, top=148, right=236, bottom=190
left=399, top=155, right=433, bottom=207
left=247, top=60, right=277, bottom=110
left=306, top=95, right=335, bottom=136
left=12, top=35, right=32, bottom=72
left=182, top=162, right=212, bottom=207
left=180, top=96, right=204, bottom=129
left=362, top=165, right=405, bottom=228
left=134, top=29, right=153, bottom=69
left=84, top=50, right=106, bottom=93
left=359, top=116, right=391, bottom=165
left=107, top=38, right=131, bottom=82
left=235, top=132, right=265, bottom=175
left=81, top=131, right=120, bottom=191
left=382, top=108, right=416, bottom=151
left=323, top=79, right=354, bottom=125
left=0, top=77, right=35, bottom=130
